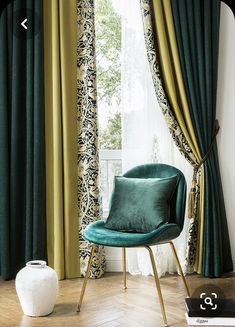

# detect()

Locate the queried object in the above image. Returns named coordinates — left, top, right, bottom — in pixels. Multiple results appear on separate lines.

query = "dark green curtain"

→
left=171, top=0, right=233, bottom=276
left=0, top=0, right=46, bottom=280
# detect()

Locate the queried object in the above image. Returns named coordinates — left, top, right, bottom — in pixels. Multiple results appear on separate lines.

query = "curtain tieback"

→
left=188, top=119, right=220, bottom=219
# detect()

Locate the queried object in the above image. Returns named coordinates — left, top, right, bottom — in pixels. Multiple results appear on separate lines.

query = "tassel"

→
left=188, top=178, right=196, bottom=219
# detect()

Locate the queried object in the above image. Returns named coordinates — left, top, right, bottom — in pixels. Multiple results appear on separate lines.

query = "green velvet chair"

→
left=77, top=163, right=190, bottom=327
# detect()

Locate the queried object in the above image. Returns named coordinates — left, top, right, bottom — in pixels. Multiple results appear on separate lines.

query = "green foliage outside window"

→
left=95, top=0, right=122, bottom=149
left=99, top=112, right=121, bottom=149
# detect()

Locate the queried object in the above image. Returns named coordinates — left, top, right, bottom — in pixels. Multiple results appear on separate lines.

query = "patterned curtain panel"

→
left=140, top=0, right=233, bottom=277
left=77, top=0, right=105, bottom=278
left=0, top=0, right=47, bottom=280
left=43, top=0, right=80, bottom=280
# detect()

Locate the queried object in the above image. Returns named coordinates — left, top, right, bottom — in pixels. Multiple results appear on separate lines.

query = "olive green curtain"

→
left=0, top=0, right=47, bottom=280
left=43, top=0, right=80, bottom=280
left=140, top=0, right=233, bottom=276
left=171, top=0, right=232, bottom=277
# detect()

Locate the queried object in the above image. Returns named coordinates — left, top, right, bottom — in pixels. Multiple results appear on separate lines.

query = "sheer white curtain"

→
left=120, top=0, right=192, bottom=276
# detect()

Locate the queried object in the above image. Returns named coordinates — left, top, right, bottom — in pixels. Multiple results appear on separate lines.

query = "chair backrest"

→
left=123, top=163, right=187, bottom=231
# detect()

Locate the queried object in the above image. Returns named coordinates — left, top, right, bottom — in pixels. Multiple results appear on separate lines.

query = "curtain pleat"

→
left=0, top=0, right=47, bottom=280
left=77, top=0, right=105, bottom=278
left=43, top=0, right=80, bottom=279
left=152, top=0, right=200, bottom=156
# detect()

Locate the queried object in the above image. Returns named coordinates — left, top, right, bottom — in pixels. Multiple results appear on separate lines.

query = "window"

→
left=95, top=0, right=122, bottom=213
left=94, top=0, right=192, bottom=277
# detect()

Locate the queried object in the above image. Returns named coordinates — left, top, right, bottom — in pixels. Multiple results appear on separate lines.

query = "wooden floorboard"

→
left=0, top=272, right=235, bottom=327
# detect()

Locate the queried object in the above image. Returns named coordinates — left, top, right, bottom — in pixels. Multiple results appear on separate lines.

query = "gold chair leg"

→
left=145, top=245, right=168, bottom=327
left=122, top=247, right=127, bottom=289
left=77, top=244, right=96, bottom=312
left=169, top=241, right=190, bottom=297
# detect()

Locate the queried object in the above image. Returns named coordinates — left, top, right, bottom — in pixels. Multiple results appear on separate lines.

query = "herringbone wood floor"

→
left=0, top=272, right=235, bottom=327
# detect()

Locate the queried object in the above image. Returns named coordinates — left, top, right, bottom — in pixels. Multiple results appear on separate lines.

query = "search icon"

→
left=204, top=297, right=213, bottom=306
left=192, top=284, right=224, bottom=316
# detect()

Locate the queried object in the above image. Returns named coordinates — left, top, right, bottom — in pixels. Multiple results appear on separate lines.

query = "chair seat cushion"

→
left=84, top=221, right=181, bottom=247
left=104, top=175, right=178, bottom=233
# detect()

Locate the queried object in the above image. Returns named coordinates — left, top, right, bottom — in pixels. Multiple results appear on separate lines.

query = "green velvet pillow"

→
left=104, top=175, right=178, bottom=233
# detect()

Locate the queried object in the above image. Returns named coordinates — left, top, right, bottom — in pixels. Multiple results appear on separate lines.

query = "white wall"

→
left=217, top=3, right=235, bottom=269
left=106, top=3, right=235, bottom=272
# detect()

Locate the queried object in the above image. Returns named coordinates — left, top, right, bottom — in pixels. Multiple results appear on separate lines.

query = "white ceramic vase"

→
left=15, top=260, right=58, bottom=317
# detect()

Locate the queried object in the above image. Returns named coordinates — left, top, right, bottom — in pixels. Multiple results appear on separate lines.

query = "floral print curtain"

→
left=77, top=0, right=105, bottom=278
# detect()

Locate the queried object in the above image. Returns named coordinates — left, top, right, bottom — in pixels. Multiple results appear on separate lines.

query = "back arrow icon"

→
left=21, top=18, right=28, bottom=30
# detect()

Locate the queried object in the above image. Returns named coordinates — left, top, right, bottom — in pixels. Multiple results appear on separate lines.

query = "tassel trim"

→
left=188, top=178, right=197, bottom=219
